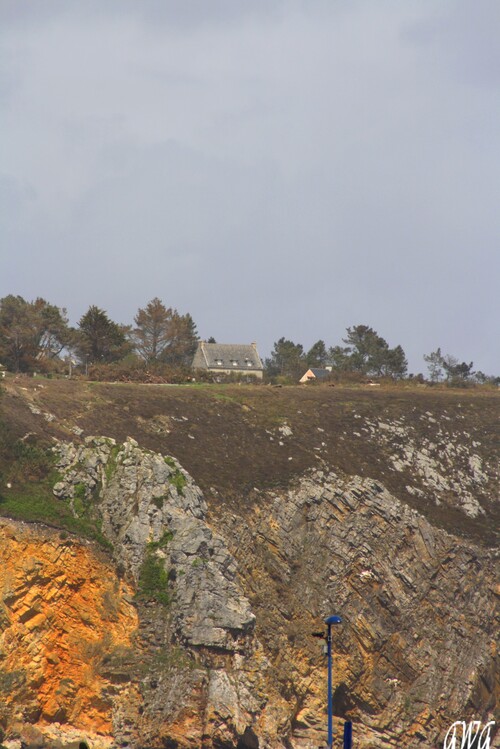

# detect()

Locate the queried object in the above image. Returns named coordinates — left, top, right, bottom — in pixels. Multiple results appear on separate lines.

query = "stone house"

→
left=192, top=342, right=264, bottom=379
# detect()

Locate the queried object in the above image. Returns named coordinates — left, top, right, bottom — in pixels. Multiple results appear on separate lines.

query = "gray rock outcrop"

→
left=54, top=437, right=255, bottom=649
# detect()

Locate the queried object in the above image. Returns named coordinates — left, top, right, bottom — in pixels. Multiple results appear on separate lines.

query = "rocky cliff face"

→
left=224, top=471, right=498, bottom=747
left=0, top=520, right=138, bottom=749
left=37, top=438, right=276, bottom=746
left=0, top=381, right=498, bottom=748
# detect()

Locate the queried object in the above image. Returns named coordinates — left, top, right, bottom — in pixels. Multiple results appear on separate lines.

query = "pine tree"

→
left=76, top=306, right=130, bottom=364
left=265, top=338, right=305, bottom=379
left=306, top=340, right=328, bottom=368
left=131, top=299, right=198, bottom=366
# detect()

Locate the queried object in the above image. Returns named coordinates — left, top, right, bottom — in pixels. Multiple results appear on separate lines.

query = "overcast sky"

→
left=1, top=0, right=499, bottom=374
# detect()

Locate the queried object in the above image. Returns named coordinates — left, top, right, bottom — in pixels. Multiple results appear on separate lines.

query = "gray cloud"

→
left=0, top=0, right=288, bottom=33
left=1, top=0, right=499, bottom=374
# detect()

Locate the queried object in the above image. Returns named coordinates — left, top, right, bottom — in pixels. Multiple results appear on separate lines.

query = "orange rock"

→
left=0, top=521, right=138, bottom=744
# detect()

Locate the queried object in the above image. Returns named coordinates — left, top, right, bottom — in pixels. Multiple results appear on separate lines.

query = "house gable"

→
left=299, top=367, right=331, bottom=383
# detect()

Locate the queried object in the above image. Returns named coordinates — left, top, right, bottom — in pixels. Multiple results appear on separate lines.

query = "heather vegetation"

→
left=0, top=294, right=497, bottom=386
left=0, top=424, right=110, bottom=546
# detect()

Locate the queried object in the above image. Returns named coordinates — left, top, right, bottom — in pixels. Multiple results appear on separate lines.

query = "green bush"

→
left=104, top=444, right=123, bottom=482
left=137, top=551, right=170, bottom=606
left=9, top=439, right=55, bottom=482
left=169, top=470, right=187, bottom=496
left=148, top=530, right=174, bottom=550
left=73, top=482, right=88, bottom=516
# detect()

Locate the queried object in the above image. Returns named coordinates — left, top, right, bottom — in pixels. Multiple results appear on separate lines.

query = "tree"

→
left=33, top=298, right=72, bottom=360
left=342, top=325, right=388, bottom=374
left=339, top=325, right=407, bottom=378
left=162, top=312, right=198, bottom=367
left=424, top=348, right=475, bottom=383
left=306, top=340, right=328, bottom=368
left=76, top=306, right=130, bottom=365
left=131, top=298, right=173, bottom=363
left=131, top=299, right=198, bottom=366
left=265, top=338, right=305, bottom=379
left=379, top=344, right=408, bottom=378
left=473, top=371, right=500, bottom=385
left=327, top=345, right=352, bottom=371
left=0, top=295, right=36, bottom=372
left=325, top=325, right=408, bottom=378
left=423, top=348, right=444, bottom=382
left=0, top=295, right=71, bottom=372
left=442, top=355, right=474, bottom=382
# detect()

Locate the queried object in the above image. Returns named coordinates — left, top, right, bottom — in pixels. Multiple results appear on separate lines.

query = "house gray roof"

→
left=193, top=342, right=263, bottom=371
left=307, top=368, right=330, bottom=379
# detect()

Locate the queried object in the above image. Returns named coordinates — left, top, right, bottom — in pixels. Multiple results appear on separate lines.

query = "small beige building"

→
left=299, top=367, right=331, bottom=384
left=192, top=341, right=264, bottom=379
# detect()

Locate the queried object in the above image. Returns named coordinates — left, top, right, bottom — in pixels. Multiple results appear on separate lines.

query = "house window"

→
left=232, top=360, right=238, bottom=366
left=246, top=360, right=252, bottom=367
left=216, top=359, right=223, bottom=366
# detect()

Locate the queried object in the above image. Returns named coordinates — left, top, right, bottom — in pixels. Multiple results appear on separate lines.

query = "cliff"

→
left=0, top=379, right=498, bottom=748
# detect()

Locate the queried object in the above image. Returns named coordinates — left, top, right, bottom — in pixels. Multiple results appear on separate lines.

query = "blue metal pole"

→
left=327, top=622, right=333, bottom=749
left=324, top=615, right=342, bottom=749
left=343, top=721, right=353, bottom=749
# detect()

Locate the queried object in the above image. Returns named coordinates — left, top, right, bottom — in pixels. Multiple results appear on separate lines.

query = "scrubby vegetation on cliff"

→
left=0, top=406, right=109, bottom=546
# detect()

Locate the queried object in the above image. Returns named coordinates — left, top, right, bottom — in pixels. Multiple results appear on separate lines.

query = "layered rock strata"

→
left=0, top=435, right=498, bottom=749
left=0, top=521, right=137, bottom=749
left=223, top=471, right=498, bottom=747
